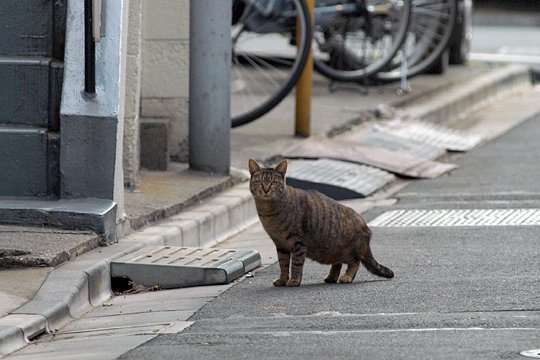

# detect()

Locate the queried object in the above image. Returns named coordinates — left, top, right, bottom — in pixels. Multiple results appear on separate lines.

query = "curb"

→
left=0, top=64, right=533, bottom=358
left=401, top=64, right=532, bottom=124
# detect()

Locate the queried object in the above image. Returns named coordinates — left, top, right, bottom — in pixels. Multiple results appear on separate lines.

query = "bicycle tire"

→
left=371, top=0, right=457, bottom=83
left=312, top=0, right=411, bottom=82
left=231, top=0, right=312, bottom=128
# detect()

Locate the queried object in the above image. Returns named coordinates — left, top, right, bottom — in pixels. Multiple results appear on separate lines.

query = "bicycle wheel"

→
left=312, top=0, right=411, bottom=82
left=371, top=0, right=457, bottom=83
left=231, top=0, right=312, bottom=128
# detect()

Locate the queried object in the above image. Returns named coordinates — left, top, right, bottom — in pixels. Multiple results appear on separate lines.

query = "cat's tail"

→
left=361, top=252, right=394, bottom=278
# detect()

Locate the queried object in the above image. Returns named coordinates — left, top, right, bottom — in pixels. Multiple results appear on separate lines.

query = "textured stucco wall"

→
left=60, top=0, right=128, bottom=220
left=123, top=0, right=143, bottom=188
left=141, top=0, right=189, bottom=161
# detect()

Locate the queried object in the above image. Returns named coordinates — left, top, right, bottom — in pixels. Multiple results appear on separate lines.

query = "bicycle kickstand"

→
left=396, top=56, right=411, bottom=96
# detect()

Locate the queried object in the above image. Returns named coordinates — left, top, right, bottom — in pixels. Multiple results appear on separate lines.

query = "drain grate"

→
left=369, top=209, right=540, bottom=227
left=111, top=246, right=261, bottom=289
left=287, top=159, right=395, bottom=199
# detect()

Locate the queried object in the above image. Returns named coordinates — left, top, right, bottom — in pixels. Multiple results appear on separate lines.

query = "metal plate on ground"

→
left=373, top=118, right=483, bottom=152
left=369, top=209, right=540, bottom=227
left=281, top=139, right=457, bottom=179
left=287, top=159, right=395, bottom=200
left=110, top=246, right=261, bottom=289
left=360, top=132, right=447, bottom=160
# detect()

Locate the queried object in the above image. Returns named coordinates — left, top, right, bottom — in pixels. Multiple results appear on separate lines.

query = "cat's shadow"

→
left=254, top=278, right=390, bottom=294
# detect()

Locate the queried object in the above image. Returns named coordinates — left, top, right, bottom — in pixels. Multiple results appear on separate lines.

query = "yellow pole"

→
left=295, top=0, right=314, bottom=137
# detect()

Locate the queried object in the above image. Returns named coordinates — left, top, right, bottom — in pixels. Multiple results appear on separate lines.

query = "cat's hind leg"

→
left=338, top=262, right=360, bottom=283
left=324, top=264, right=342, bottom=283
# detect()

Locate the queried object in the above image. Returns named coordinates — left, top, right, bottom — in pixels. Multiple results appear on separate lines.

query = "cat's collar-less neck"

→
left=254, top=197, right=284, bottom=216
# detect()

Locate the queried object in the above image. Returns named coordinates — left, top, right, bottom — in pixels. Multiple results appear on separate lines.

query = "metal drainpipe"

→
left=189, top=0, right=231, bottom=175
left=84, top=0, right=96, bottom=95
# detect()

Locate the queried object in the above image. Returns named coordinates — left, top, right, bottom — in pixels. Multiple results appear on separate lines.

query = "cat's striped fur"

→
left=249, top=159, right=394, bottom=287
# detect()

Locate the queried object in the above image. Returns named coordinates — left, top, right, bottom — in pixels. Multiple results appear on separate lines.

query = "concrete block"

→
left=140, top=118, right=170, bottom=171
left=143, top=0, right=189, bottom=40
left=140, top=97, right=189, bottom=161
left=84, top=260, right=112, bottom=306
left=141, top=225, right=182, bottom=244
left=14, top=300, right=73, bottom=333
left=173, top=211, right=214, bottom=248
left=0, top=326, right=25, bottom=358
left=165, top=218, right=199, bottom=247
left=196, top=203, right=232, bottom=244
left=0, top=314, right=46, bottom=342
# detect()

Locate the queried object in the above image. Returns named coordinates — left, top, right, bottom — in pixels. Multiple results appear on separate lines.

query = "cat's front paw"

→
left=285, top=279, right=301, bottom=287
left=273, top=278, right=288, bottom=287
left=324, top=276, right=338, bottom=283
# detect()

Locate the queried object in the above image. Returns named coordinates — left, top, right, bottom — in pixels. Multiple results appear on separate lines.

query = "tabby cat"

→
left=249, top=159, right=394, bottom=287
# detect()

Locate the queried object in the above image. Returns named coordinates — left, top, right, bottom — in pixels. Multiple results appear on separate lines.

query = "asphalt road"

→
left=121, top=117, right=540, bottom=358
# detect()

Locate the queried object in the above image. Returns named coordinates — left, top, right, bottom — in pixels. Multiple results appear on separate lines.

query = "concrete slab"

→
left=123, top=162, right=241, bottom=234
left=0, top=226, right=100, bottom=268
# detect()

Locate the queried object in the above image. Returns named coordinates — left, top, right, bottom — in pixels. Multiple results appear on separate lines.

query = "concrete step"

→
left=0, top=0, right=66, bottom=57
left=0, top=127, right=50, bottom=197
left=0, top=198, right=117, bottom=245
left=0, top=57, right=62, bottom=126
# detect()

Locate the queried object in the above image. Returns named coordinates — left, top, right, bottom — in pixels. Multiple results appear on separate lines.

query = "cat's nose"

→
left=262, top=185, right=270, bottom=193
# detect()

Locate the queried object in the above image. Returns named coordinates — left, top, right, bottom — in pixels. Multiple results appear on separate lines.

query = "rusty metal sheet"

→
left=286, top=159, right=395, bottom=199
left=281, top=139, right=457, bottom=179
left=373, top=118, right=483, bottom=152
left=360, top=132, right=447, bottom=160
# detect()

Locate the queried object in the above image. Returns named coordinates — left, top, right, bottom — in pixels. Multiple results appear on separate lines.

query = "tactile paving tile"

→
left=369, top=209, right=540, bottom=227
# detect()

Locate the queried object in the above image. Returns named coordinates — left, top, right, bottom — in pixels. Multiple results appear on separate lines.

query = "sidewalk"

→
left=1, top=63, right=539, bottom=358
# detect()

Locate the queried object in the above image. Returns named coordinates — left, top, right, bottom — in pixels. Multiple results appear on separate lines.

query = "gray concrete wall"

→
left=123, top=0, right=143, bottom=188
left=140, top=0, right=190, bottom=161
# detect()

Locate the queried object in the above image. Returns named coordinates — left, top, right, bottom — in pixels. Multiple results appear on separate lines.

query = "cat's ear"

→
left=248, top=159, right=261, bottom=175
left=275, top=160, right=287, bottom=177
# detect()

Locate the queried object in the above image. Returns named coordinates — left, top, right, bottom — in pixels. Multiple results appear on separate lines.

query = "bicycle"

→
left=231, top=0, right=411, bottom=127
left=370, top=0, right=457, bottom=83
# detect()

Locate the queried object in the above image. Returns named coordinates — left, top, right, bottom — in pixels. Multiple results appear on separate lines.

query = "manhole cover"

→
left=111, top=246, right=261, bottom=289
left=287, top=159, right=395, bottom=199
left=373, top=118, right=483, bottom=152
left=369, top=209, right=540, bottom=227
left=521, top=349, right=540, bottom=359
